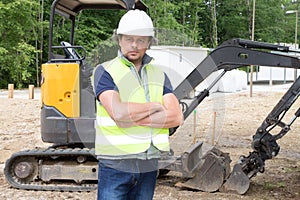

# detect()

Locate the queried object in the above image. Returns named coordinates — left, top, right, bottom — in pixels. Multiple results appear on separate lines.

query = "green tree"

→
left=217, top=0, right=251, bottom=44
left=254, top=0, right=287, bottom=43
left=174, top=0, right=206, bottom=46
left=75, top=10, right=123, bottom=51
left=217, top=0, right=289, bottom=44
left=0, top=0, right=39, bottom=88
left=143, top=0, right=184, bottom=45
left=0, top=0, right=298, bottom=88
left=284, top=0, right=300, bottom=45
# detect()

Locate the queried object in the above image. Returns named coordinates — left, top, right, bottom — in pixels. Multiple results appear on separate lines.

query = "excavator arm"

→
left=253, top=76, right=300, bottom=163
left=222, top=75, right=300, bottom=194
left=170, top=38, right=300, bottom=194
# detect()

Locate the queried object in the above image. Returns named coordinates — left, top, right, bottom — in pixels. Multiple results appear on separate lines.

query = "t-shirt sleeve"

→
left=93, top=65, right=117, bottom=101
left=163, top=73, right=173, bottom=95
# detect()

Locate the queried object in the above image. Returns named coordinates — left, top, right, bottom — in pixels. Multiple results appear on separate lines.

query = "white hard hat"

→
left=116, top=9, right=154, bottom=37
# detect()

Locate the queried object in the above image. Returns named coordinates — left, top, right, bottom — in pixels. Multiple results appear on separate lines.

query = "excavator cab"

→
left=40, top=0, right=148, bottom=146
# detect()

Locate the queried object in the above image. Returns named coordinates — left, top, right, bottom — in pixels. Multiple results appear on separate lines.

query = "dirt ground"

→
left=0, top=88, right=299, bottom=200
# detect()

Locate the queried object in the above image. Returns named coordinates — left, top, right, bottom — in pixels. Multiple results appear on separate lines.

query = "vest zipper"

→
left=129, top=64, right=154, bottom=149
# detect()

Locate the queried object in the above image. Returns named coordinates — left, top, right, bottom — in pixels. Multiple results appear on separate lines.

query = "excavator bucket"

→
left=220, top=164, right=250, bottom=194
left=176, top=147, right=231, bottom=192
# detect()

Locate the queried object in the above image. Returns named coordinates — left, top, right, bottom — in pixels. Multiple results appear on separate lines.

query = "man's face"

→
left=118, top=35, right=150, bottom=65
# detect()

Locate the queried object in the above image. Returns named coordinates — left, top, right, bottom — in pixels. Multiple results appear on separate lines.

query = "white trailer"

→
left=147, top=46, right=209, bottom=97
left=147, top=46, right=248, bottom=96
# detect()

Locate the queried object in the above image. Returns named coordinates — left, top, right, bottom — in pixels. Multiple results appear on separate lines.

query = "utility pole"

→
left=38, top=0, right=44, bottom=87
left=287, top=0, right=299, bottom=81
left=249, top=0, right=256, bottom=97
left=295, top=1, right=299, bottom=81
left=211, top=0, right=218, bottom=48
left=295, top=9, right=298, bottom=81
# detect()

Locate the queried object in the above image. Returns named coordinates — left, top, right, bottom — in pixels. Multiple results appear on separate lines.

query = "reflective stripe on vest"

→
left=93, top=57, right=169, bottom=156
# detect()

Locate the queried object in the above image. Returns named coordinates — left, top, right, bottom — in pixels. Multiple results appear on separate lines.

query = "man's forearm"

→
left=135, top=109, right=183, bottom=128
left=112, top=101, right=164, bottom=123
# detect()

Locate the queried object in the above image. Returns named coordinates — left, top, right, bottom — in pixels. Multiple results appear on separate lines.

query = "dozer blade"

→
left=176, top=148, right=231, bottom=192
left=220, top=163, right=250, bottom=194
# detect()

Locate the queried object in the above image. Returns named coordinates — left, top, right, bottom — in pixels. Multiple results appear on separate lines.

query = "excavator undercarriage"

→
left=4, top=0, right=300, bottom=195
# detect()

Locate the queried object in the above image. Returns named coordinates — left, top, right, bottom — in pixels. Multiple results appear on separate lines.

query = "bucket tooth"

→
left=220, top=164, right=250, bottom=194
left=176, top=148, right=231, bottom=192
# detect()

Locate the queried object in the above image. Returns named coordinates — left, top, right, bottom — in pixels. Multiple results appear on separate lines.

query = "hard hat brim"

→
left=117, top=28, right=154, bottom=37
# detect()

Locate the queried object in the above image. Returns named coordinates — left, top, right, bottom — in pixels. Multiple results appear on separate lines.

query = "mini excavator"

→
left=4, top=0, right=300, bottom=195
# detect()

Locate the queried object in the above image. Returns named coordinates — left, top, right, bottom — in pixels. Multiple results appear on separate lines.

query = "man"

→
left=93, top=9, right=183, bottom=200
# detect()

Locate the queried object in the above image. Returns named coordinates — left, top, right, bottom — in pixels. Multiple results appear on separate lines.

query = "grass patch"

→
left=282, top=166, right=299, bottom=173
left=264, top=181, right=286, bottom=190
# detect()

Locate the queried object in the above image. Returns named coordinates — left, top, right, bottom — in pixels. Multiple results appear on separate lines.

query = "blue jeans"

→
left=97, top=159, right=158, bottom=200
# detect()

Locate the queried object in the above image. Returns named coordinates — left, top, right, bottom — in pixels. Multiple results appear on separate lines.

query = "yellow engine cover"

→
left=41, top=62, right=80, bottom=117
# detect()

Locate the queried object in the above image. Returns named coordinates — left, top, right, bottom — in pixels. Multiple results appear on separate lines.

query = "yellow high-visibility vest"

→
left=93, top=57, right=169, bottom=156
